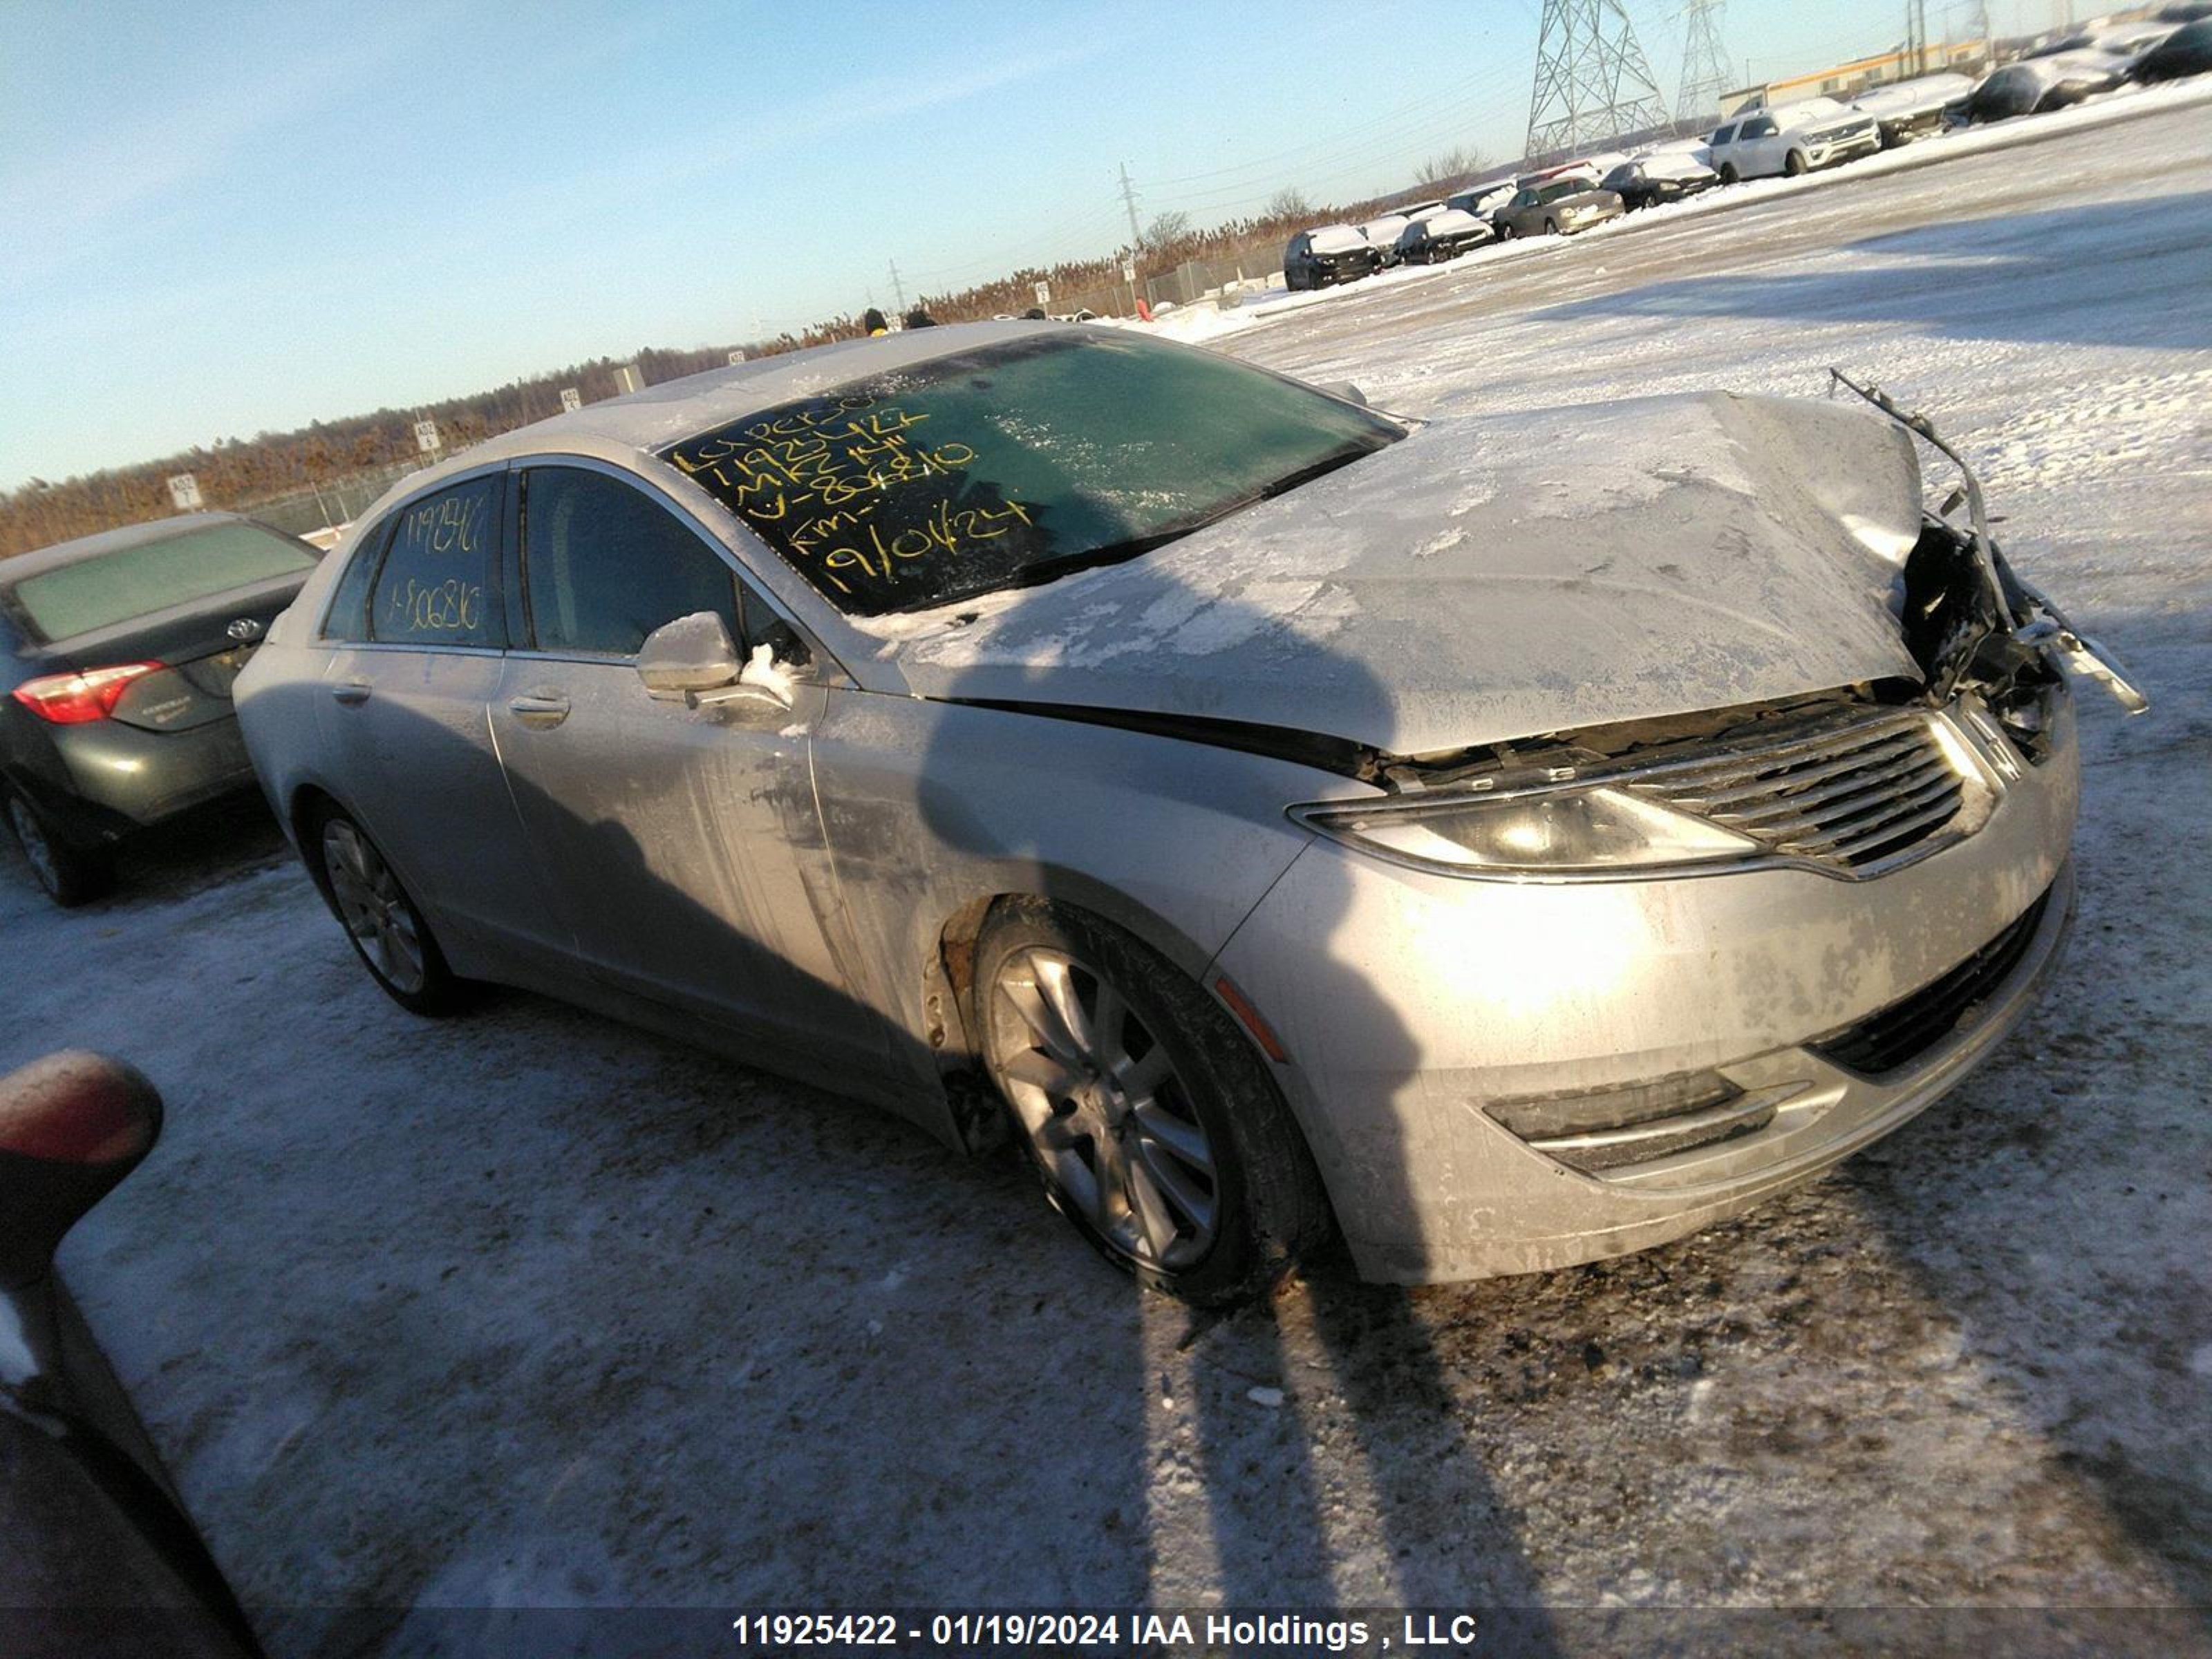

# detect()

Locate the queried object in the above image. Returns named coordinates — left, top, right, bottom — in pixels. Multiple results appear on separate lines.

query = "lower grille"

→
left=1812, top=888, right=2054, bottom=1076
left=1488, top=1071, right=1775, bottom=1174
left=1631, top=707, right=1970, bottom=875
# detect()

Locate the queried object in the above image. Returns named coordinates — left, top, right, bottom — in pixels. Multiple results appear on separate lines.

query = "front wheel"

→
left=1783, top=149, right=1809, bottom=177
left=1718, top=162, right=1739, bottom=185
left=311, top=808, right=466, bottom=1015
left=5, top=789, right=113, bottom=908
left=976, top=899, right=1332, bottom=1305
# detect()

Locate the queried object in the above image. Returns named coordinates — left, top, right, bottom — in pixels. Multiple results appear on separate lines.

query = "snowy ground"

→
left=4, top=98, right=2209, bottom=1657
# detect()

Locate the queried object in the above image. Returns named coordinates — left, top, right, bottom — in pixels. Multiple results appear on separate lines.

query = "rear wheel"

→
left=311, top=809, right=465, bottom=1015
left=977, top=899, right=1332, bottom=1306
left=4, top=789, right=113, bottom=908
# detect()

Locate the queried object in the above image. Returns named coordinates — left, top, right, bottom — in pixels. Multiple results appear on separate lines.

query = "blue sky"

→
left=1, top=0, right=2051, bottom=489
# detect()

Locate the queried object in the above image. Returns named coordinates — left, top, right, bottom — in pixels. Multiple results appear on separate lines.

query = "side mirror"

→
left=638, top=611, right=744, bottom=698
left=636, top=613, right=796, bottom=713
left=0, top=1051, right=162, bottom=1288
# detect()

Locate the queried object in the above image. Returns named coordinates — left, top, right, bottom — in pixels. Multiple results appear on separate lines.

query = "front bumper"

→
left=1807, top=130, right=1882, bottom=168
left=1213, top=695, right=2079, bottom=1284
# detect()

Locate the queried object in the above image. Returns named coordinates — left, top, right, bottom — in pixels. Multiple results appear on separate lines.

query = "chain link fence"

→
left=230, top=457, right=429, bottom=542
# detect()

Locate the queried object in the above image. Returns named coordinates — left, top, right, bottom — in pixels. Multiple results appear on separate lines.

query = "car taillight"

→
left=10, top=662, right=165, bottom=724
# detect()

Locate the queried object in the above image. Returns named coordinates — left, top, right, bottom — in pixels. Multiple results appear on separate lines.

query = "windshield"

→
left=6, top=522, right=315, bottom=642
left=660, top=333, right=1403, bottom=617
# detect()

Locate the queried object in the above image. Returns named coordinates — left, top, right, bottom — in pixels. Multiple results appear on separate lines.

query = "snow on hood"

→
left=867, top=392, right=1928, bottom=758
left=1852, top=72, right=1976, bottom=115
left=1634, top=141, right=1717, bottom=178
left=1410, top=208, right=1484, bottom=238
left=1359, top=216, right=1410, bottom=245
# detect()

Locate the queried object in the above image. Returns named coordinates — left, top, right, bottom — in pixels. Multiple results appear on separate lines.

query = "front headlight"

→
left=1290, top=784, right=1757, bottom=878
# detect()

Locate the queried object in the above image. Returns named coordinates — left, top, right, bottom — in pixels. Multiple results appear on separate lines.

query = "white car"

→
left=1446, top=179, right=1518, bottom=221
left=1850, top=71, right=1977, bottom=145
left=1707, top=98, right=1882, bottom=181
left=1357, top=214, right=1412, bottom=267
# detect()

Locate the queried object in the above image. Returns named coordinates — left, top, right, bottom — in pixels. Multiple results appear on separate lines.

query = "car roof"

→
left=0, top=510, right=263, bottom=584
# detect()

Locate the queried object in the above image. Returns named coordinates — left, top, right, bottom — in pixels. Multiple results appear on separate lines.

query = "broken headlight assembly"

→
left=1290, top=781, right=1756, bottom=878
left=1829, top=366, right=2148, bottom=729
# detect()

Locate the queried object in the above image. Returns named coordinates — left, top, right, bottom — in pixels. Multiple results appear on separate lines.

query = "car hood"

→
left=866, top=391, right=1928, bottom=758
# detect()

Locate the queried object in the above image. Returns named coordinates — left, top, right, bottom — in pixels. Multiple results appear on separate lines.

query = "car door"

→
left=489, top=459, right=888, bottom=1071
left=315, top=469, right=564, bottom=959
left=1740, top=113, right=1783, bottom=174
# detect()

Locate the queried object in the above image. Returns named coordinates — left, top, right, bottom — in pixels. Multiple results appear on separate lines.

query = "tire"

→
left=4, top=789, right=114, bottom=908
left=975, top=898, right=1333, bottom=1306
left=1543, top=217, right=1560, bottom=236
left=308, top=806, right=467, bottom=1016
left=1784, top=149, right=1809, bottom=177
left=1718, top=162, right=1739, bottom=185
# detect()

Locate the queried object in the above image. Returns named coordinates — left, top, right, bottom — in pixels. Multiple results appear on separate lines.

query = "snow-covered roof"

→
left=1852, top=72, right=1977, bottom=114
left=1407, top=208, right=1483, bottom=237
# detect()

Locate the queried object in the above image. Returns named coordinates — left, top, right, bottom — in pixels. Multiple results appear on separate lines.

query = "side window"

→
left=520, top=467, right=803, bottom=664
left=1745, top=116, right=1776, bottom=138
left=1712, top=124, right=1736, bottom=144
left=369, top=478, right=500, bottom=647
left=321, top=516, right=391, bottom=641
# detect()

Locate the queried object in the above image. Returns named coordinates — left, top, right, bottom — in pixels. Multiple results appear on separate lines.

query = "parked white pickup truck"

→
left=1707, top=98, right=1881, bottom=181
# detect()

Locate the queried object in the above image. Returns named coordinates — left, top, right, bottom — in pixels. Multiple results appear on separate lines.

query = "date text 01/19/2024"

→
left=726, top=1612, right=1487, bottom=1651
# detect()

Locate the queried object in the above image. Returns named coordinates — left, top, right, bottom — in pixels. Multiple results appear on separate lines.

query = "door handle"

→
left=330, top=681, right=371, bottom=706
left=507, top=690, right=571, bottom=729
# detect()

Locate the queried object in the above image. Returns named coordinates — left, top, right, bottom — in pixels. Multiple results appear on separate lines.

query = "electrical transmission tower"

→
left=1526, top=0, right=1673, bottom=158
left=1677, top=0, right=1732, bottom=126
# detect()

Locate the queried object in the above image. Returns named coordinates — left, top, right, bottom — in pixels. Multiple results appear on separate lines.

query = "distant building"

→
left=1721, top=41, right=1989, bottom=116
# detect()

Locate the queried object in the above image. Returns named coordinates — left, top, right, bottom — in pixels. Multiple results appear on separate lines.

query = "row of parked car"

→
left=1283, top=3, right=2212, bottom=290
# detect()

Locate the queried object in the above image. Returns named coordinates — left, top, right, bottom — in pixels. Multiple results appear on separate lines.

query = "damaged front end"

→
left=1831, top=366, right=2148, bottom=731
left=1295, top=375, right=2144, bottom=881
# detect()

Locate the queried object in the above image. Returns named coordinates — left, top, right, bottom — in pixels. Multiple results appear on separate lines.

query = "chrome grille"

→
left=1633, top=709, right=1969, bottom=874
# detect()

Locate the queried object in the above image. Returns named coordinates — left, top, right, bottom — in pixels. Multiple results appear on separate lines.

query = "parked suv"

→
left=1707, top=100, right=1880, bottom=181
left=1283, top=225, right=1380, bottom=290
left=1, top=513, right=320, bottom=904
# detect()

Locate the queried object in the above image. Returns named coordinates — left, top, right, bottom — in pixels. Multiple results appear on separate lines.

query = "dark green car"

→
left=1, top=513, right=319, bottom=905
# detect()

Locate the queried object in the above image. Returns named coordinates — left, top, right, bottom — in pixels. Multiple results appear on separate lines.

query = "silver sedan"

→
left=234, top=324, right=2137, bottom=1302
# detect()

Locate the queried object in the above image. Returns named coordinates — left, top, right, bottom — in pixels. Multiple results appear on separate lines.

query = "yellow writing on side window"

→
left=386, top=576, right=484, bottom=635
left=399, top=491, right=485, bottom=558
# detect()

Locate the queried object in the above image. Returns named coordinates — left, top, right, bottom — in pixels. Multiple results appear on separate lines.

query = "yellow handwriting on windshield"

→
left=670, top=400, right=1035, bottom=597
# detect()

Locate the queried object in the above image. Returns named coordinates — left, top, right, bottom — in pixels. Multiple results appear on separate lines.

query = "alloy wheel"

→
left=321, top=820, right=427, bottom=995
left=988, top=947, right=1220, bottom=1271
